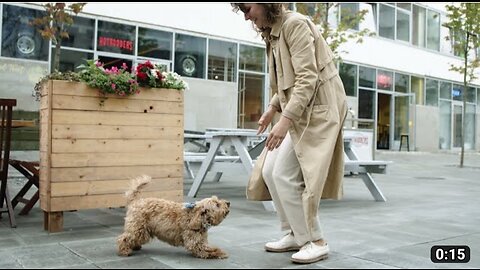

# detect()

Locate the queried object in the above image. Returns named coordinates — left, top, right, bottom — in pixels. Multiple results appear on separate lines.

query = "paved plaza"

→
left=1, top=150, right=479, bottom=269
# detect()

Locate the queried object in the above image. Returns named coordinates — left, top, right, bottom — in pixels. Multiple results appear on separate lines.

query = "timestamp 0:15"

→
left=431, top=245, right=470, bottom=263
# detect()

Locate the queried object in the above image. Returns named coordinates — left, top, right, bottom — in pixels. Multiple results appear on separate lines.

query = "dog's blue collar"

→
left=183, top=202, right=196, bottom=209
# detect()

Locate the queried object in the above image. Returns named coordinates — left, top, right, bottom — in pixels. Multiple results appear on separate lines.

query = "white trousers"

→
left=262, top=132, right=323, bottom=246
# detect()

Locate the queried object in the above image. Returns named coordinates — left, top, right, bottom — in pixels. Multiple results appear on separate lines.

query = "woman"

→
left=232, top=3, right=348, bottom=264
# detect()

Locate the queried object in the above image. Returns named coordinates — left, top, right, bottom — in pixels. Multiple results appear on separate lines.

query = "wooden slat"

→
left=51, top=80, right=183, bottom=102
left=49, top=152, right=182, bottom=168
left=47, top=164, right=183, bottom=182
left=47, top=190, right=183, bottom=211
left=51, top=138, right=181, bottom=153
left=52, top=94, right=183, bottom=114
left=50, top=177, right=182, bottom=197
left=51, top=110, right=183, bottom=127
left=51, top=124, right=182, bottom=140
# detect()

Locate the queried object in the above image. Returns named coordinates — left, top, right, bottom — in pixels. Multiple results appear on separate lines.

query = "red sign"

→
left=98, top=36, right=133, bottom=51
left=377, top=74, right=392, bottom=89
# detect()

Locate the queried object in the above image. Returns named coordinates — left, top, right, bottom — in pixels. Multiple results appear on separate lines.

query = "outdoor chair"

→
left=0, top=98, right=17, bottom=228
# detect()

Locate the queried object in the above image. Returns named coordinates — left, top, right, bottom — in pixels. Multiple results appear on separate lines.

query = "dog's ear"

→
left=188, top=206, right=207, bottom=230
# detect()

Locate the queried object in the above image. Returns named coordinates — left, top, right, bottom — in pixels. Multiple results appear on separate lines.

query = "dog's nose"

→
left=226, top=201, right=230, bottom=207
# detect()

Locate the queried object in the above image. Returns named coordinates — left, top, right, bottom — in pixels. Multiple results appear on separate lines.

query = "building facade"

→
left=1, top=3, right=479, bottom=152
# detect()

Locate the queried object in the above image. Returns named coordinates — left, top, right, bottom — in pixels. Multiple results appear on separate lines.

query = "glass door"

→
left=393, top=94, right=411, bottom=150
left=452, top=101, right=463, bottom=149
left=238, top=72, right=265, bottom=129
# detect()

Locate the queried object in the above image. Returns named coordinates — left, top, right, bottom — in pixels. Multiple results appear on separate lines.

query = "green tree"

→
left=30, top=3, right=86, bottom=73
left=293, top=3, right=374, bottom=62
left=443, top=3, right=480, bottom=167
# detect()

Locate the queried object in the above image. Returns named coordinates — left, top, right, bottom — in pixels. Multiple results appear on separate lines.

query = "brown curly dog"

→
left=117, top=175, right=230, bottom=259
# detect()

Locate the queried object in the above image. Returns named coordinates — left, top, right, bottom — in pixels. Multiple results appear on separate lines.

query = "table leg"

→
left=187, top=136, right=224, bottom=197
left=359, top=173, right=387, bottom=202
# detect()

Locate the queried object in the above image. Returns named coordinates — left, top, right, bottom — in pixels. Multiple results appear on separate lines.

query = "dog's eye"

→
left=216, top=202, right=220, bottom=207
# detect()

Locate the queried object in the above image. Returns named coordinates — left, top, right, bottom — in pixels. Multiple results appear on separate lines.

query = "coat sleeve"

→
left=269, top=93, right=281, bottom=112
left=281, top=18, right=318, bottom=122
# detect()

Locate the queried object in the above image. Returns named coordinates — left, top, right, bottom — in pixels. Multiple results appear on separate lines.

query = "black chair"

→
left=0, top=98, right=17, bottom=228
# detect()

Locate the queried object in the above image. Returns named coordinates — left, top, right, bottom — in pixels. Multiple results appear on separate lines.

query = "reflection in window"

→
left=394, top=95, right=409, bottom=142
left=340, top=3, right=360, bottom=31
left=465, top=104, right=476, bottom=150
left=97, top=55, right=132, bottom=72
left=138, top=27, right=172, bottom=60
left=377, top=69, right=393, bottom=91
left=1, top=5, right=49, bottom=61
left=62, top=16, right=94, bottom=50
left=97, top=20, right=135, bottom=55
left=425, top=79, right=439, bottom=106
left=339, top=63, right=357, bottom=96
left=51, top=49, right=93, bottom=73
left=208, top=39, right=237, bottom=82
left=440, top=81, right=452, bottom=99
left=411, top=76, right=424, bottom=105
left=426, top=10, right=440, bottom=51
left=466, top=87, right=476, bottom=103
left=396, top=9, right=410, bottom=42
left=379, top=4, right=395, bottom=39
left=394, top=73, right=409, bottom=93
left=174, top=34, right=206, bottom=78
left=358, top=88, right=375, bottom=120
left=239, top=45, right=265, bottom=72
left=452, top=84, right=463, bottom=101
left=359, top=66, right=376, bottom=88
left=412, top=5, right=426, bottom=48
left=439, top=100, right=451, bottom=149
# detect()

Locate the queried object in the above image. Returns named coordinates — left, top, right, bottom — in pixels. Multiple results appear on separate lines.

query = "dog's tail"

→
left=126, top=175, right=151, bottom=205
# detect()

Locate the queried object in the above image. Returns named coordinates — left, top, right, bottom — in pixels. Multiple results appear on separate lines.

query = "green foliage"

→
left=294, top=3, right=375, bottom=62
left=77, top=60, right=139, bottom=97
left=30, top=3, right=86, bottom=72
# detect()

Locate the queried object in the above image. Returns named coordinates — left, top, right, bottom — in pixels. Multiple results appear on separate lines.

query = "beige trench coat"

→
left=263, top=11, right=348, bottom=233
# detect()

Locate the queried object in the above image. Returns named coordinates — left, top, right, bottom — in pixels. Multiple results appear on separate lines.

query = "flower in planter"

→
left=135, top=60, right=189, bottom=91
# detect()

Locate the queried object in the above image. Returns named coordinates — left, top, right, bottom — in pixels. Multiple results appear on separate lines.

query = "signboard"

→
left=344, top=129, right=374, bottom=161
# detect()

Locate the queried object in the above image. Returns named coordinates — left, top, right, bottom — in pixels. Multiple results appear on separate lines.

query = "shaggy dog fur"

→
left=117, top=175, right=230, bottom=259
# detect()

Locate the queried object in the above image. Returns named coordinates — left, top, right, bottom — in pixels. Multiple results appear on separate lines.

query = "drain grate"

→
left=414, top=176, right=445, bottom=180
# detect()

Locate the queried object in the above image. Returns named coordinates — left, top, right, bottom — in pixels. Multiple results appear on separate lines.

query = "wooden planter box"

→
left=40, top=80, right=184, bottom=232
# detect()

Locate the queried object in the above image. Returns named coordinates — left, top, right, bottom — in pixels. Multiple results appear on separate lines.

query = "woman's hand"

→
left=257, top=105, right=277, bottom=135
left=266, top=115, right=292, bottom=151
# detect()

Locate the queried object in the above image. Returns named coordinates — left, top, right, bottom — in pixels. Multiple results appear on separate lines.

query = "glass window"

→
left=452, top=84, right=463, bottom=101
left=239, top=44, right=265, bottom=72
left=394, top=95, right=409, bottom=142
left=62, top=16, right=94, bottom=50
left=51, top=48, right=93, bottom=73
left=439, top=100, right=451, bottom=149
left=208, top=39, right=237, bottom=82
left=339, top=62, right=357, bottom=96
left=379, top=4, right=395, bottom=39
left=411, top=76, right=424, bottom=105
left=466, top=86, right=476, bottom=103
left=358, top=89, right=375, bottom=119
left=465, top=104, right=476, bottom=150
left=451, top=29, right=466, bottom=57
left=97, top=20, right=135, bottom=55
left=340, top=3, right=359, bottom=31
left=477, top=88, right=480, bottom=106
left=396, top=10, right=410, bottom=42
left=238, top=72, right=265, bottom=129
left=97, top=55, right=133, bottom=72
left=412, top=5, right=426, bottom=48
left=440, top=81, right=452, bottom=99
left=174, top=33, right=206, bottom=78
left=395, top=73, right=409, bottom=93
left=138, top=27, right=172, bottom=60
left=397, top=3, right=411, bottom=11
left=425, top=79, right=439, bottom=106
left=1, top=5, right=49, bottom=61
left=377, top=69, right=393, bottom=91
left=426, top=10, right=440, bottom=51
left=359, top=66, right=376, bottom=88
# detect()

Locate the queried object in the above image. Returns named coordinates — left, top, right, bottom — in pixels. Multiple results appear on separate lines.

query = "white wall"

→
left=415, top=105, right=440, bottom=151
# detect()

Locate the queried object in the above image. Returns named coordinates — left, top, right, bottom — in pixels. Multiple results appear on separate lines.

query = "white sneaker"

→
left=264, top=232, right=301, bottom=252
left=291, top=241, right=329, bottom=264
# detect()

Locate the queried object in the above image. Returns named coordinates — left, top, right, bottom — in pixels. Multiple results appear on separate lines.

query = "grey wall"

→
left=415, top=105, right=440, bottom=151
left=183, top=78, right=237, bottom=132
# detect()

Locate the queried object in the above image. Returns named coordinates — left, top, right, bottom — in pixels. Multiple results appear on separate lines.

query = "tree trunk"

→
left=53, top=41, right=61, bottom=73
left=460, top=33, right=469, bottom=168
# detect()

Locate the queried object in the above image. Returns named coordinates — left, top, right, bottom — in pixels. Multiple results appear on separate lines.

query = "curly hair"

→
left=231, top=3, right=285, bottom=34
